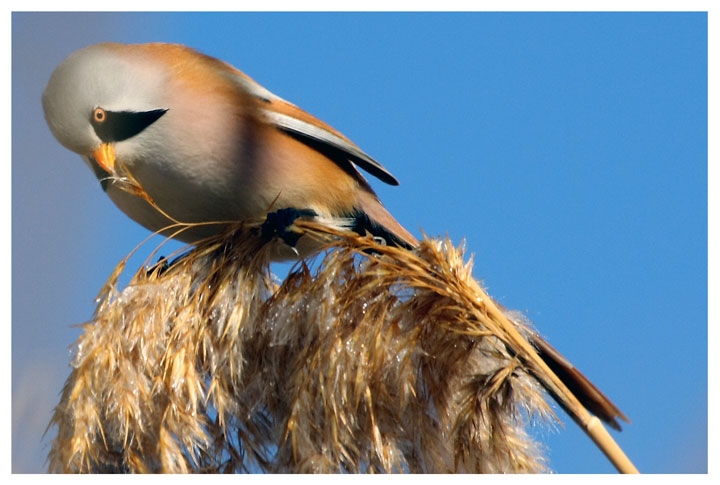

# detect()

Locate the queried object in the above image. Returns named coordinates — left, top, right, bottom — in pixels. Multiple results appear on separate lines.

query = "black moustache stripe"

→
left=91, top=109, right=168, bottom=143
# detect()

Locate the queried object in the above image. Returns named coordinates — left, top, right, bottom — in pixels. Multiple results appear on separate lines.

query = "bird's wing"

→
left=228, top=68, right=400, bottom=186
left=260, top=107, right=400, bottom=187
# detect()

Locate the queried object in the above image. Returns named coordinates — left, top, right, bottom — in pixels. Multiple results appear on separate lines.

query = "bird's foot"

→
left=145, top=252, right=191, bottom=277
left=261, top=208, right=318, bottom=247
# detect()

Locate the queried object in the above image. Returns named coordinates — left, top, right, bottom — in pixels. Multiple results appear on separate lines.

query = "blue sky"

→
left=11, top=11, right=708, bottom=473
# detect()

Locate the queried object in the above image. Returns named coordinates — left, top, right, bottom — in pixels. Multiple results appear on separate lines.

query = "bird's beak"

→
left=92, top=143, right=116, bottom=173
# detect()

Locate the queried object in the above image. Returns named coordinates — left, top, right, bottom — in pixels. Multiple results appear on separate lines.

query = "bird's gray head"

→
left=42, top=43, right=169, bottom=157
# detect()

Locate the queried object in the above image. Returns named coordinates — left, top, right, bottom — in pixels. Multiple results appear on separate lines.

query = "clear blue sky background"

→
left=11, top=12, right=707, bottom=473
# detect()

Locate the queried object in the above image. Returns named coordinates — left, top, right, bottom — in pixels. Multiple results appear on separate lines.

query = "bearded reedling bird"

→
left=42, top=42, right=628, bottom=433
left=42, top=42, right=418, bottom=258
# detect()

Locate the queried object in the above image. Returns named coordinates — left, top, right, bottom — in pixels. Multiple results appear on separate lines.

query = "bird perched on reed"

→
left=43, top=42, right=633, bottom=473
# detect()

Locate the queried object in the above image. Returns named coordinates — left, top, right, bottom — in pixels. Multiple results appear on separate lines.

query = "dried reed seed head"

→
left=49, top=221, right=557, bottom=473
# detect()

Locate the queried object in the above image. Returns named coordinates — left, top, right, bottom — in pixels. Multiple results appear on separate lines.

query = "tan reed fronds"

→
left=47, top=220, right=635, bottom=473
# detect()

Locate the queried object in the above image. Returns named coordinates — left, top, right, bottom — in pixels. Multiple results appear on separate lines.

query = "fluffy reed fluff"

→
left=47, top=221, right=597, bottom=473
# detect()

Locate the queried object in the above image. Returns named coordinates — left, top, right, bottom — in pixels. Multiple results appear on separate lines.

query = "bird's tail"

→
left=530, top=334, right=629, bottom=431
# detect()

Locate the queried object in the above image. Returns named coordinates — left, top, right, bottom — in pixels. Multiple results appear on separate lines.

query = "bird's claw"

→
left=261, top=208, right=318, bottom=247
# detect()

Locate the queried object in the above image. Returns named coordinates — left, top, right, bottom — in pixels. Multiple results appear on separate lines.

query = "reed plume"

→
left=47, top=220, right=634, bottom=473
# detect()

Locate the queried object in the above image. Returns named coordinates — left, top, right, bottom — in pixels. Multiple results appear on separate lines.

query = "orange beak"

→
left=92, top=143, right=116, bottom=173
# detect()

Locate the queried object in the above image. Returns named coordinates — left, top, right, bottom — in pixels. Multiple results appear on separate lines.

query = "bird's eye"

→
left=92, top=108, right=106, bottom=123
left=90, top=108, right=168, bottom=143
